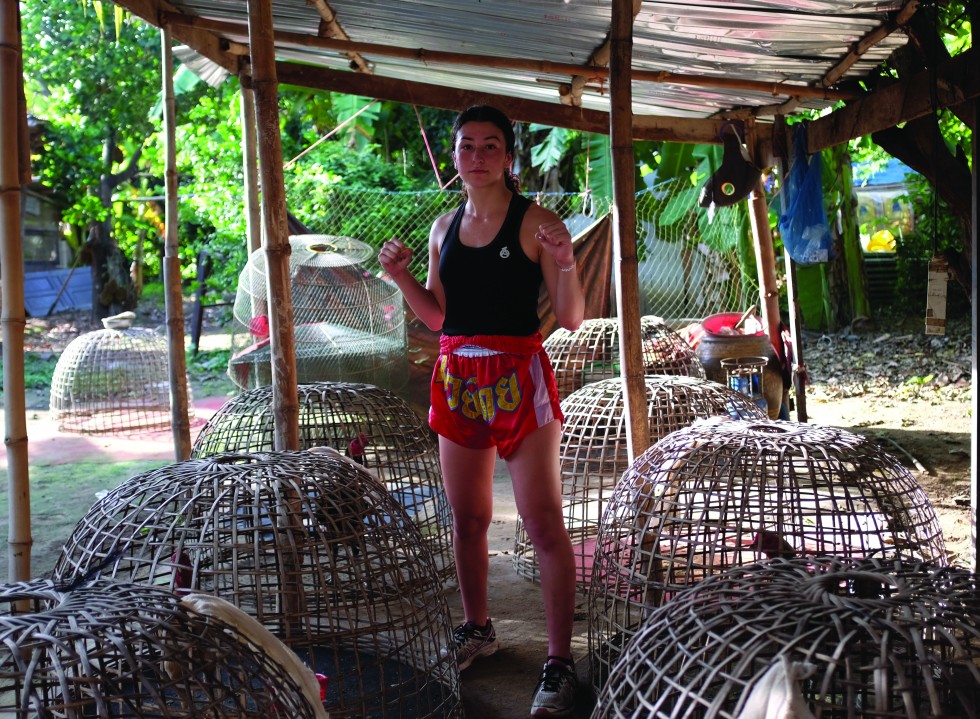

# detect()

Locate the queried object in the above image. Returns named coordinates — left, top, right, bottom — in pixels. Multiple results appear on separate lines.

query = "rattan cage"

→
left=48, top=327, right=193, bottom=434
left=52, top=451, right=462, bottom=719
left=229, top=235, right=408, bottom=395
left=513, top=376, right=767, bottom=590
left=191, top=381, right=454, bottom=584
left=589, top=417, right=948, bottom=690
left=543, top=316, right=705, bottom=400
left=0, top=578, right=328, bottom=719
left=593, top=557, right=980, bottom=718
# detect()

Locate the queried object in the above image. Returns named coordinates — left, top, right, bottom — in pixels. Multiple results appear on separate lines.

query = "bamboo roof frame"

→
left=0, top=0, right=977, bottom=583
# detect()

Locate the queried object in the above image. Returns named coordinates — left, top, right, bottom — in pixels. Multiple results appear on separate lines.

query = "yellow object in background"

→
left=866, top=229, right=896, bottom=252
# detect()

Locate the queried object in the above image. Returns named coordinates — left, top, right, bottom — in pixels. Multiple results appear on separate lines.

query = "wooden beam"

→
left=113, top=0, right=240, bottom=74
left=306, top=0, right=372, bottom=74
left=160, top=25, right=192, bottom=461
left=807, top=47, right=978, bottom=152
left=248, top=0, right=299, bottom=451
left=276, top=62, right=736, bottom=144
left=609, top=0, right=648, bottom=461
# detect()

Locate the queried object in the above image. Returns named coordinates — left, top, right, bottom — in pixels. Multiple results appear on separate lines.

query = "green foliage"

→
left=23, top=2, right=162, bottom=231
left=186, top=348, right=237, bottom=397
left=529, top=124, right=571, bottom=173
left=0, top=353, right=60, bottom=390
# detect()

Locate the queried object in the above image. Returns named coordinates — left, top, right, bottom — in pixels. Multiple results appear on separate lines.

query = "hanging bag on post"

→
left=778, top=124, right=834, bottom=264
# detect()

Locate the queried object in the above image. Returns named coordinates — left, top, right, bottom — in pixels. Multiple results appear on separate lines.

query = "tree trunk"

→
left=873, top=118, right=973, bottom=296
left=90, top=130, right=140, bottom=321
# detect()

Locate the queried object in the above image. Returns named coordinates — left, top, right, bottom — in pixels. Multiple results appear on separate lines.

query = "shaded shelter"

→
left=2, top=0, right=976, bottom=579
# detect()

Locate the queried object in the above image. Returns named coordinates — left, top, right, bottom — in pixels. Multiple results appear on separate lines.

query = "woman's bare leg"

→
left=438, top=436, right=499, bottom=623
left=506, top=420, right=575, bottom=660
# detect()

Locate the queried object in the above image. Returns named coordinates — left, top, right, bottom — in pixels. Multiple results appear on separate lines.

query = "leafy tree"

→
left=23, top=1, right=163, bottom=318
left=866, top=2, right=973, bottom=295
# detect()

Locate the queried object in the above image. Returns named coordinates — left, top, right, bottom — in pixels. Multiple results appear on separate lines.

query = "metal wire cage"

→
left=543, top=316, right=705, bottom=400
left=51, top=451, right=462, bottom=719
left=513, top=376, right=767, bottom=590
left=48, top=327, right=192, bottom=434
left=0, top=579, right=328, bottom=719
left=190, top=381, right=454, bottom=584
left=228, top=235, right=408, bottom=395
left=589, top=418, right=948, bottom=690
left=593, top=557, right=980, bottom=719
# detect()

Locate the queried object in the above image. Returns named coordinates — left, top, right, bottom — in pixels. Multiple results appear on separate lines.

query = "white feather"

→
left=180, top=593, right=329, bottom=719
left=737, top=655, right=817, bottom=719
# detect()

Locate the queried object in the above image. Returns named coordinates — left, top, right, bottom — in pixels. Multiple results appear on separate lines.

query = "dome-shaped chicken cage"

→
left=0, top=579, right=329, bottom=719
left=543, top=316, right=705, bottom=400
left=48, top=326, right=193, bottom=434
left=589, top=418, right=947, bottom=690
left=52, top=451, right=462, bottom=719
left=593, top=557, right=980, bottom=719
left=191, top=381, right=454, bottom=583
left=513, top=376, right=766, bottom=591
left=229, top=235, right=408, bottom=396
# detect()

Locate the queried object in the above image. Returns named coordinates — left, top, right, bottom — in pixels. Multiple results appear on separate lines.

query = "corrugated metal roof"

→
left=153, top=0, right=914, bottom=120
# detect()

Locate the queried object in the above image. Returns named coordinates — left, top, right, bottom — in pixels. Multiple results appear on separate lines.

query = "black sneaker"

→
left=530, top=656, right=577, bottom=717
left=452, top=617, right=500, bottom=671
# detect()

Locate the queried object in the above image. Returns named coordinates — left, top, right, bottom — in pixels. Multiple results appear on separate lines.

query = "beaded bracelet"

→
left=558, top=261, right=576, bottom=273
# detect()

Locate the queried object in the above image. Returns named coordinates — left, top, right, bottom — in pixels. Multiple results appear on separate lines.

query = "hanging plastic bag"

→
left=778, top=124, right=834, bottom=264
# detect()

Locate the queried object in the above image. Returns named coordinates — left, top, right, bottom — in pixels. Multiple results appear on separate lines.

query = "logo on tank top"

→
left=499, top=246, right=510, bottom=259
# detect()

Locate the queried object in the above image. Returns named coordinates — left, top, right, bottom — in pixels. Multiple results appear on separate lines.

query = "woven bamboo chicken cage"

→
left=0, top=579, right=328, bottom=719
left=52, top=451, right=462, bottom=719
left=543, top=316, right=705, bottom=400
left=589, top=418, right=947, bottom=690
left=513, top=376, right=766, bottom=590
left=191, top=381, right=453, bottom=583
left=48, top=326, right=192, bottom=434
left=228, top=235, right=408, bottom=395
left=593, top=557, right=980, bottom=719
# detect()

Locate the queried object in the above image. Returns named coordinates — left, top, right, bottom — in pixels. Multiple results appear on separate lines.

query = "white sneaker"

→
left=530, top=657, right=577, bottom=717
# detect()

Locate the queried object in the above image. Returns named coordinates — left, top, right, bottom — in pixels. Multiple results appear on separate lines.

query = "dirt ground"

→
left=0, top=308, right=974, bottom=718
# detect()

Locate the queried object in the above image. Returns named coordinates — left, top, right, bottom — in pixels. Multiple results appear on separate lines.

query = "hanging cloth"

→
left=778, top=124, right=834, bottom=264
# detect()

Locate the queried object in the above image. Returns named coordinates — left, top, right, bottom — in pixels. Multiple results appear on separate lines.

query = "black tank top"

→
left=438, top=193, right=542, bottom=336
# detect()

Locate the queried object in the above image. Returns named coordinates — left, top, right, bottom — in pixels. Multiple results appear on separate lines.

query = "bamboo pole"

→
left=240, top=75, right=261, bottom=255
left=747, top=176, right=783, bottom=365
left=247, top=0, right=299, bottom=451
left=609, top=0, right=648, bottom=461
left=1, top=0, right=32, bottom=581
left=161, top=25, right=193, bottom=460
left=782, top=250, right=808, bottom=422
left=969, top=0, right=977, bottom=573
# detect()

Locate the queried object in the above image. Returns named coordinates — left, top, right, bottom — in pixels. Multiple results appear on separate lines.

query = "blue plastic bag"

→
left=778, top=124, right=834, bottom=264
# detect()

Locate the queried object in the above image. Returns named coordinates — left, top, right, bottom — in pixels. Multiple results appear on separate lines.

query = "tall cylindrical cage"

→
left=543, top=316, right=705, bottom=400
left=593, top=557, right=980, bottom=719
left=191, top=381, right=454, bottom=583
left=589, top=418, right=947, bottom=690
left=48, top=326, right=193, bottom=434
left=513, top=376, right=766, bottom=590
left=0, top=579, right=328, bottom=719
left=228, top=235, right=408, bottom=395
left=51, top=451, right=462, bottom=719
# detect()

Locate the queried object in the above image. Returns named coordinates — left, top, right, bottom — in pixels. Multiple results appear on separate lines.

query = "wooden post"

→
left=1, top=0, right=32, bottom=581
left=609, top=0, right=648, bottom=461
left=247, top=0, right=299, bottom=451
left=161, top=25, right=193, bottom=460
left=782, top=250, right=808, bottom=422
left=240, top=75, right=262, bottom=255
left=747, top=176, right=783, bottom=364
left=969, top=0, right=977, bottom=573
